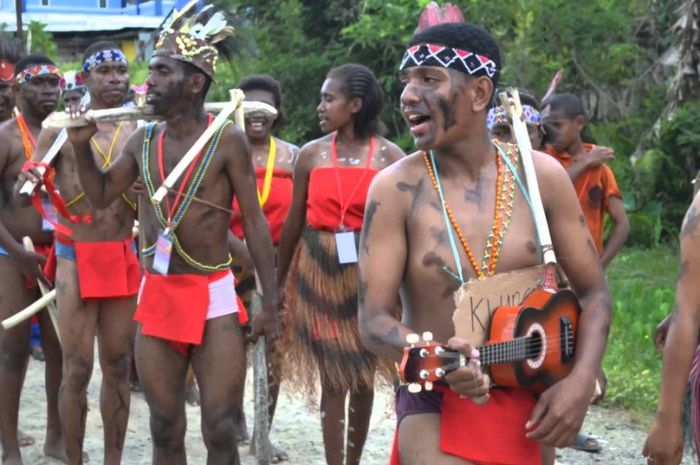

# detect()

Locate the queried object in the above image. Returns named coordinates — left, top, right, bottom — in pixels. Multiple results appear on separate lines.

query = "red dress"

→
left=230, top=168, right=293, bottom=245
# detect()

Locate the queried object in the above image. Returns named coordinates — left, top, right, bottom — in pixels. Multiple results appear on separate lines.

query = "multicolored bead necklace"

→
left=423, top=142, right=517, bottom=280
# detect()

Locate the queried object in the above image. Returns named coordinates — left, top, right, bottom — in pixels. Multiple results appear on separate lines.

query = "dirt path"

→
left=12, top=358, right=696, bottom=464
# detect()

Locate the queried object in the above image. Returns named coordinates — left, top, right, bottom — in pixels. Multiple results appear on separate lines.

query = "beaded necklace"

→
left=141, top=120, right=233, bottom=272
left=66, top=122, right=137, bottom=210
left=423, top=142, right=517, bottom=281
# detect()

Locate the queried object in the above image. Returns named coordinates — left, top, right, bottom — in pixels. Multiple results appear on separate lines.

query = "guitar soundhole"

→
left=525, top=323, right=546, bottom=369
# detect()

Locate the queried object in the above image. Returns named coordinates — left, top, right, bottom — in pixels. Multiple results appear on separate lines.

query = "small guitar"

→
left=399, top=286, right=581, bottom=394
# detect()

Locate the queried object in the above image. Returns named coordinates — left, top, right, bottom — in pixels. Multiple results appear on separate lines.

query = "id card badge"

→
left=335, top=230, right=358, bottom=264
left=41, top=199, right=57, bottom=231
left=153, top=230, right=173, bottom=275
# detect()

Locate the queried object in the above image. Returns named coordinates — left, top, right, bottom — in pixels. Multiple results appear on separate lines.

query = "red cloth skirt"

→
left=390, top=385, right=540, bottom=465
left=56, top=235, right=140, bottom=299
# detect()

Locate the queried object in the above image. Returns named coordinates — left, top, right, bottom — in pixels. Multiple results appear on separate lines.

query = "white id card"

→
left=153, top=231, right=173, bottom=275
left=335, top=231, right=358, bottom=264
left=41, top=199, right=57, bottom=231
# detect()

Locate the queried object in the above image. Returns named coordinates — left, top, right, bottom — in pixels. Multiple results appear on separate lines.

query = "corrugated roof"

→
left=0, top=12, right=165, bottom=32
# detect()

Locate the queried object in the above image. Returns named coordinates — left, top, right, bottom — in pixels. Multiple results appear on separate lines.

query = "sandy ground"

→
left=11, top=356, right=698, bottom=465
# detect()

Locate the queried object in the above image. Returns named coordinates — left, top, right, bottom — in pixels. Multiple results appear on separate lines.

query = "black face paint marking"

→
left=361, top=200, right=380, bottom=255
left=397, top=178, right=425, bottom=211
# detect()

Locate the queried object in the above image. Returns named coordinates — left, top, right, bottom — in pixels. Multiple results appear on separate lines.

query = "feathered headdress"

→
left=154, top=0, right=239, bottom=79
left=416, top=2, right=465, bottom=33
left=0, top=34, right=23, bottom=82
left=62, top=70, right=86, bottom=93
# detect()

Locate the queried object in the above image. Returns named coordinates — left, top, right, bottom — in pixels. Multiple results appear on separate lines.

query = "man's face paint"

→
left=0, top=81, right=16, bottom=122
left=19, top=73, right=61, bottom=118
left=145, top=56, right=189, bottom=115
left=399, top=66, right=469, bottom=150
left=85, top=59, right=129, bottom=108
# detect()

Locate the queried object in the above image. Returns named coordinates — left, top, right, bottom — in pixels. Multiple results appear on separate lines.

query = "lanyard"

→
left=257, top=136, right=276, bottom=207
left=156, top=115, right=213, bottom=228
left=330, top=132, right=374, bottom=229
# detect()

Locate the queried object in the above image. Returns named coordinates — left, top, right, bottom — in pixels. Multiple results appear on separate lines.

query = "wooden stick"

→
left=151, top=89, right=245, bottom=205
left=499, top=89, right=557, bottom=265
left=18, top=129, right=67, bottom=197
left=1, top=289, right=56, bottom=330
left=42, top=100, right=276, bottom=129
left=21, top=237, right=61, bottom=344
left=250, top=279, right=271, bottom=465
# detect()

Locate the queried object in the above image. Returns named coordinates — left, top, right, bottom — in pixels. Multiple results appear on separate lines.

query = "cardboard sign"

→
left=452, top=266, right=544, bottom=346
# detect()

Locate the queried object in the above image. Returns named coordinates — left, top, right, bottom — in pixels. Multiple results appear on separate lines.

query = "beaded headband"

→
left=82, top=49, right=128, bottom=73
left=486, top=104, right=541, bottom=130
left=16, top=64, right=62, bottom=86
left=0, top=60, right=14, bottom=82
left=400, top=43, right=497, bottom=79
left=62, top=70, right=86, bottom=93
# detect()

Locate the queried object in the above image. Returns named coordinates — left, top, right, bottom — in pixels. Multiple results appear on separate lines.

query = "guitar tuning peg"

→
left=422, top=331, right=433, bottom=344
left=435, top=368, right=445, bottom=378
left=408, top=383, right=422, bottom=394
left=406, top=333, right=420, bottom=346
left=424, top=381, right=434, bottom=391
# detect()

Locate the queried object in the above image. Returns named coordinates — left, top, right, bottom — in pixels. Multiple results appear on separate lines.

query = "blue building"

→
left=0, top=0, right=204, bottom=61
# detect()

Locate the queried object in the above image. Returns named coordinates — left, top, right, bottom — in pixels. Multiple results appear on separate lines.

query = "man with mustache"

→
left=359, top=22, right=611, bottom=465
left=20, top=41, right=139, bottom=465
left=26, top=7, right=279, bottom=463
left=0, top=54, right=64, bottom=465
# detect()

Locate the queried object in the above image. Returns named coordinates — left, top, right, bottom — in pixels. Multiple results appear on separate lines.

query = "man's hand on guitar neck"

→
left=443, top=338, right=491, bottom=405
left=525, top=369, right=596, bottom=447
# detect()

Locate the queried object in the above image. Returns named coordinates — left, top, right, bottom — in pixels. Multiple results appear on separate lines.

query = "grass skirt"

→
left=283, top=227, right=391, bottom=394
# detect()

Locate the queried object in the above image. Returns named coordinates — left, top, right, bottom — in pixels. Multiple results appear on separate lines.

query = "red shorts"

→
left=390, top=384, right=540, bottom=465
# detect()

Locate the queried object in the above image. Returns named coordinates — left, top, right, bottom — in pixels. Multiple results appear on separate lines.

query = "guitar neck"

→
left=477, top=336, right=535, bottom=367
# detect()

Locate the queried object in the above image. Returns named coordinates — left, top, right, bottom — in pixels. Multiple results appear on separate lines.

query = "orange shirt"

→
left=545, top=144, right=622, bottom=254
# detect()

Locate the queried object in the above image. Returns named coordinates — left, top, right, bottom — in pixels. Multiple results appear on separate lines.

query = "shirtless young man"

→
left=19, top=42, right=138, bottom=465
left=358, top=23, right=611, bottom=465
left=0, top=55, right=64, bottom=465
left=643, top=193, right=700, bottom=465
left=44, top=9, right=278, bottom=464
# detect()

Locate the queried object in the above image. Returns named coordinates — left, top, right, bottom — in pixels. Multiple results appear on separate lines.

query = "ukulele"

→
left=399, top=89, right=583, bottom=395
left=399, top=285, right=580, bottom=394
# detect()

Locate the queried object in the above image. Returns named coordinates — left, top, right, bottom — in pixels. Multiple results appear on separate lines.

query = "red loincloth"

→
left=135, top=270, right=246, bottom=357
left=306, top=167, right=378, bottom=231
left=56, top=235, right=140, bottom=299
left=390, top=385, right=540, bottom=465
left=230, top=168, right=293, bottom=245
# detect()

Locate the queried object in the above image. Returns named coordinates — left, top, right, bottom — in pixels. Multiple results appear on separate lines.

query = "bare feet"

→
left=17, top=430, right=34, bottom=447
left=250, top=440, right=289, bottom=463
left=43, top=441, right=69, bottom=463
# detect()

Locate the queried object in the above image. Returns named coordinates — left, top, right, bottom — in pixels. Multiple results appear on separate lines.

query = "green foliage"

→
left=603, top=246, right=678, bottom=411
left=25, top=21, right=57, bottom=61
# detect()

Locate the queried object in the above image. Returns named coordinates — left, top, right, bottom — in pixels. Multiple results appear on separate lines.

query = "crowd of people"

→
left=0, top=2, right=695, bottom=465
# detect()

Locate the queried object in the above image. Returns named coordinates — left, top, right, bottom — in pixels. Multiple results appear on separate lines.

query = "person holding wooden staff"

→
left=227, top=74, right=298, bottom=459
left=0, top=54, right=64, bottom=465
left=276, top=63, right=404, bottom=465
left=23, top=5, right=278, bottom=464
left=358, top=22, right=611, bottom=465
left=17, top=42, right=138, bottom=465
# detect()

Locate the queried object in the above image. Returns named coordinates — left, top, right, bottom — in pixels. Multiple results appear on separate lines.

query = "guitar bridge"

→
left=559, top=316, right=575, bottom=362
